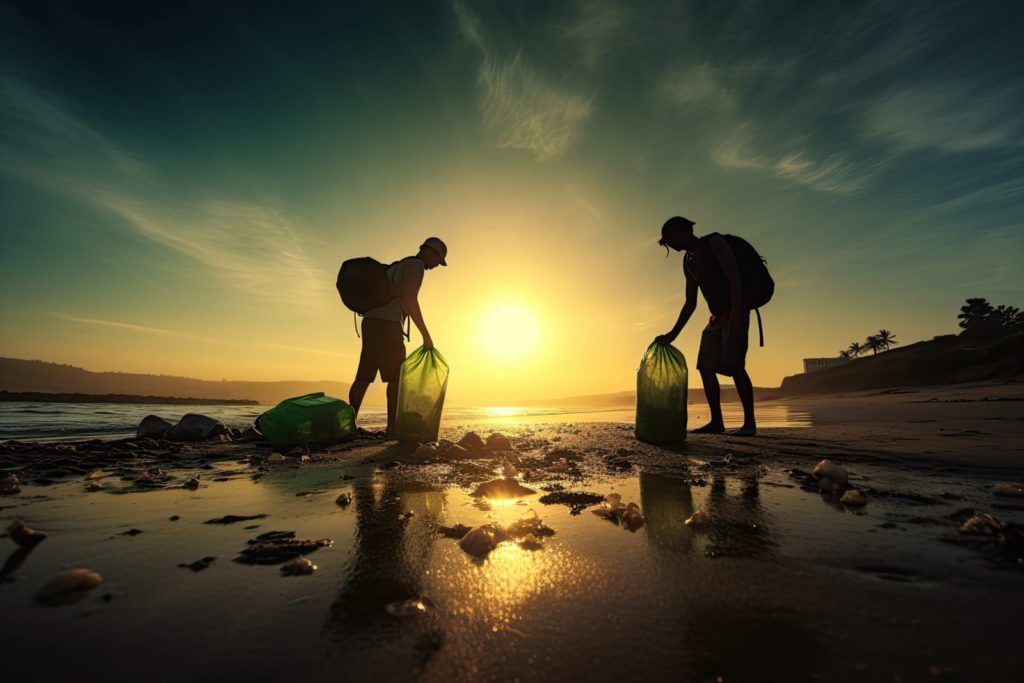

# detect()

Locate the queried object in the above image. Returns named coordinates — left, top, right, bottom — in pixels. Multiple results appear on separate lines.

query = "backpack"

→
left=724, top=235, right=774, bottom=309
left=336, top=257, right=393, bottom=314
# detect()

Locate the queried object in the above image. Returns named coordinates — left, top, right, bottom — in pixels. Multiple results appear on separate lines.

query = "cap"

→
left=421, top=236, right=448, bottom=266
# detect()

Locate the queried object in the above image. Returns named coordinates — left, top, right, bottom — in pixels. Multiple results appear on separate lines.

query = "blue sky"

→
left=1, top=0, right=1022, bottom=402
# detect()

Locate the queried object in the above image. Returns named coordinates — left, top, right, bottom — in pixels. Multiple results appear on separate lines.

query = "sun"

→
left=479, top=305, right=540, bottom=359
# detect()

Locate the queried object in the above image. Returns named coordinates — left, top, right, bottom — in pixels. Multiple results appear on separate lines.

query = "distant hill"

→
left=0, top=391, right=258, bottom=405
left=779, top=333, right=1024, bottom=395
left=0, top=357, right=350, bottom=406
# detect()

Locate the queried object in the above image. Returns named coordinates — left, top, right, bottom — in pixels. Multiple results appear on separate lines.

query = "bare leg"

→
left=349, top=379, right=369, bottom=416
left=731, top=369, right=757, bottom=436
left=694, top=369, right=725, bottom=433
left=385, top=380, right=399, bottom=436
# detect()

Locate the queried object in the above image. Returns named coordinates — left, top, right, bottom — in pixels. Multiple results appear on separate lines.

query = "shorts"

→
left=355, top=318, right=406, bottom=383
left=696, top=316, right=748, bottom=377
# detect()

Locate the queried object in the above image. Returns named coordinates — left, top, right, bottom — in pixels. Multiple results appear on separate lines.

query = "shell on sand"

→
left=7, top=520, right=48, bottom=548
left=470, top=478, right=536, bottom=500
left=35, top=569, right=102, bottom=604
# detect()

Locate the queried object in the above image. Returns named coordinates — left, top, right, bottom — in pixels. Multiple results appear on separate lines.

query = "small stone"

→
left=0, top=473, right=21, bottom=495
left=685, top=511, right=710, bottom=528
left=178, top=557, right=216, bottom=572
left=458, top=432, right=485, bottom=451
left=993, top=482, right=1024, bottom=498
left=414, top=442, right=437, bottom=459
left=35, top=569, right=102, bottom=605
left=267, top=453, right=286, bottom=463
left=486, top=433, right=512, bottom=452
left=813, top=459, right=848, bottom=488
left=7, top=520, right=47, bottom=548
left=335, top=492, right=352, bottom=507
left=280, top=556, right=317, bottom=576
left=841, top=489, right=868, bottom=507
left=183, top=477, right=200, bottom=490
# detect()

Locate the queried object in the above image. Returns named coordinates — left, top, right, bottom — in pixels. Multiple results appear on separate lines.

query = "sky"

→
left=1, top=0, right=1022, bottom=406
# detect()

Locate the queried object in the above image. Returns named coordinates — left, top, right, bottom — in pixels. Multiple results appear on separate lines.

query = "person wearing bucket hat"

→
left=349, top=236, right=447, bottom=435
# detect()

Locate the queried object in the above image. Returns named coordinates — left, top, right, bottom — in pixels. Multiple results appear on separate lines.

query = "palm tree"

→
left=847, top=341, right=865, bottom=357
left=875, top=329, right=898, bottom=351
left=838, top=350, right=852, bottom=359
left=863, top=335, right=884, bottom=354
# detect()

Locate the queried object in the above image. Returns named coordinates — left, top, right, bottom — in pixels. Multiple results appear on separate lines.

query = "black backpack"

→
left=724, top=235, right=774, bottom=309
left=336, top=257, right=393, bottom=314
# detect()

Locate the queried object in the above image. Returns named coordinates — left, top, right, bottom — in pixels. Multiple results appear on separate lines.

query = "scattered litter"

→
left=538, top=490, right=604, bottom=515
left=7, top=520, right=47, bottom=548
left=35, top=568, right=102, bottom=605
left=993, top=482, right=1024, bottom=498
left=437, top=523, right=471, bottom=539
left=685, top=511, right=710, bottom=528
left=0, top=474, right=22, bottom=495
left=471, top=478, right=536, bottom=499
left=335, top=492, right=353, bottom=507
left=178, top=557, right=216, bottom=572
left=841, top=490, right=868, bottom=507
left=591, top=494, right=645, bottom=532
left=236, top=531, right=332, bottom=565
left=280, top=556, right=317, bottom=576
left=183, top=477, right=200, bottom=490
left=204, top=514, right=268, bottom=525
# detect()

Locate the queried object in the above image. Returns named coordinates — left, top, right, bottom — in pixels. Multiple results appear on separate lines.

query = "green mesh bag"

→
left=635, top=341, right=688, bottom=443
left=257, top=392, right=355, bottom=450
left=395, top=346, right=449, bottom=443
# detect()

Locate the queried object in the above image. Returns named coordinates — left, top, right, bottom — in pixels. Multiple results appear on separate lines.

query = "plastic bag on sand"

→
left=635, top=341, right=688, bottom=443
left=395, top=347, right=449, bottom=444
left=257, top=393, right=355, bottom=449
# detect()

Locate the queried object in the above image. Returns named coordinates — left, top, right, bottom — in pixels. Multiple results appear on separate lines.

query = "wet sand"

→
left=1, top=382, right=1022, bottom=682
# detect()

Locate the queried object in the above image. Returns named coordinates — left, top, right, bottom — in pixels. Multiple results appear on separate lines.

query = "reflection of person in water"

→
left=702, top=471, right=776, bottom=559
left=323, top=472, right=443, bottom=655
left=639, top=471, right=696, bottom=555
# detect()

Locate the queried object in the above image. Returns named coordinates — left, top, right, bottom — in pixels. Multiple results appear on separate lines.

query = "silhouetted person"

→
left=656, top=217, right=758, bottom=435
left=349, top=237, right=447, bottom=435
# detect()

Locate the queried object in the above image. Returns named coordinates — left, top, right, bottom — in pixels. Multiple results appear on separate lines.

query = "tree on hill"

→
left=875, top=329, right=898, bottom=350
left=847, top=341, right=865, bottom=357
left=863, top=335, right=884, bottom=354
left=958, top=298, right=1024, bottom=339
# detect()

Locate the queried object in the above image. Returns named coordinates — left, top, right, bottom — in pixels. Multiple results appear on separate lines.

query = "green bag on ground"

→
left=395, top=346, right=449, bottom=443
left=635, top=341, right=688, bottom=443
left=257, top=392, right=356, bottom=449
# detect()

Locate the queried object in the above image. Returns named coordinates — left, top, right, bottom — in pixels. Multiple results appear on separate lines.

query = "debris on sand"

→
left=0, top=474, right=22, bottom=495
left=538, top=490, right=604, bottom=515
left=685, top=511, right=710, bottom=529
left=414, top=442, right=438, bottom=459
left=7, top=520, right=47, bottom=549
left=335, top=492, right=352, bottom=507
left=813, top=459, right=849, bottom=492
left=178, top=557, right=216, bottom=572
left=437, top=523, right=472, bottom=539
left=841, top=490, right=868, bottom=507
left=85, top=480, right=104, bottom=492
left=204, top=513, right=268, bottom=525
left=591, top=494, right=645, bottom=531
left=443, top=444, right=473, bottom=460
left=266, top=453, right=286, bottom=463
left=35, top=568, right=102, bottom=605
left=120, top=528, right=143, bottom=536
left=958, top=513, right=1004, bottom=536
left=236, top=531, right=332, bottom=565
left=458, top=432, right=485, bottom=452
left=471, top=478, right=536, bottom=499
left=519, top=534, right=544, bottom=551
left=507, top=509, right=555, bottom=538
left=486, top=433, right=512, bottom=452
left=183, top=477, right=200, bottom=490
left=459, top=524, right=508, bottom=557
left=386, top=597, right=430, bottom=618
left=280, top=556, right=317, bottom=576
left=993, top=482, right=1024, bottom=498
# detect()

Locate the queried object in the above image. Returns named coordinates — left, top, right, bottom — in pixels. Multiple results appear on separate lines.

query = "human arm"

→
left=656, top=274, right=699, bottom=344
left=403, top=293, right=433, bottom=350
left=400, top=261, right=433, bottom=349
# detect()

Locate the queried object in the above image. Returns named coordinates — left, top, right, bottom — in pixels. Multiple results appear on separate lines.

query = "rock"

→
left=959, top=513, right=1003, bottom=536
left=621, top=503, right=645, bottom=531
left=437, top=523, right=471, bottom=539
left=7, top=520, right=47, bottom=548
left=85, top=470, right=109, bottom=480
left=204, top=514, right=268, bottom=525
left=183, top=477, right=200, bottom=490
left=178, top=557, right=216, bottom=572
left=137, top=415, right=173, bottom=439
left=471, top=478, right=536, bottom=500
left=841, top=489, right=868, bottom=507
left=443, top=444, right=473, bottom=460
left=35, top=569, right=102, bottom=605
left=266, top=453, right=286, bottom=463
left=85, top=481, right=104, bottom=492
left=458, top=524, right=506, bottom=557
left=685, top=510, right=710, bottom=528
left=813, top=459, right=848, bottom=489
left=519, top=534, right=544, bottom=551
left=120, top=528, right=143, bottom=536
left=238, top=427, right=265, bottom=443
left=993, top=482, right=1024, bottom=498
left=280, top=556, right=317, bottom=576
left=486, top=433, right=512, bottom=452
left=0, top=473, right=21, bottom=495
left=164, top=414, right=229, bottom=442
left=458, top=432, right=485, bottom=452
left=414, top=443, right=438, bottom=459
left=335, top=492, right=352, bottom=507
left=502, top=460, right=518, bottom=478
left=236, top=536, right=333, bottom=565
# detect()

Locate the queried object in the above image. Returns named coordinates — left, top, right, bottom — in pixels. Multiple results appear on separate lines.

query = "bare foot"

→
left=692, top=422, right=725, bottom=434
left=729, top=424, right=757, bottom=437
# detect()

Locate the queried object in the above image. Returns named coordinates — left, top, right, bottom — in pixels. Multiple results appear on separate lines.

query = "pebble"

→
left=280, top=556, right=317, bottom=576
left=685, top=511, right=711, bottom=528
left=841, top=490, right=868, bottom=507
left=35, top=569, right=102, bottom=605
left=335, top=492, right=352, bottom=507
left=813, top=459, right=849, bottom=488
left=993, top=482, right=1024, bottom=498
left=7, top=520, right=47, bottom=548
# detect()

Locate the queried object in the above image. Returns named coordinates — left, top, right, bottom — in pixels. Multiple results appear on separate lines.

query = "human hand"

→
left=423, top=334, right=434, bottom=351
left=655, top=331, right=677, bottom=345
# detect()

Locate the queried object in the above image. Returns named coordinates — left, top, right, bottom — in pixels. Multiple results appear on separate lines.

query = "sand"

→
left=1, top=381, right=1022, bottom=682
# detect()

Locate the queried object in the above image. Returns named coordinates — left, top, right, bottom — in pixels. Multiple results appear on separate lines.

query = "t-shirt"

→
left=364, top=257, right=425, bottom=323
left=684, top=233, right=732, bottom=315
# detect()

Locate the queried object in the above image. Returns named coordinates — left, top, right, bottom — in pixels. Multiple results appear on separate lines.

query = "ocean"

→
left=0, top=401, right=809, bottom=441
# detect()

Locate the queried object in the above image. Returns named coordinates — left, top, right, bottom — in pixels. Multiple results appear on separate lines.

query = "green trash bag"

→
left=635, top=341, right=688, bottom=443
left=395, top=346, right=449, bottom=443
left=257, top=392, right=356, bottom=449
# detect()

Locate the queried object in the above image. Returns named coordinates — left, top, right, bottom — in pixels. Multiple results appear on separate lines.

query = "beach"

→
left=1, top=381, right=1022, bottom=682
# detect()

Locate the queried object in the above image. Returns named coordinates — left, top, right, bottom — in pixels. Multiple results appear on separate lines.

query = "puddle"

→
left=1, top=449, right=1020, bottom=682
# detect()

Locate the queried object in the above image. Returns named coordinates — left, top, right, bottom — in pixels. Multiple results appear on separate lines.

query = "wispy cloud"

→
left=560, top=0, right=629, bottom=68
left=453, top=1, right=593, bottom=160
left=0, top=75, right=330, bottom=307
left=660, top=64, right=736, bottom=112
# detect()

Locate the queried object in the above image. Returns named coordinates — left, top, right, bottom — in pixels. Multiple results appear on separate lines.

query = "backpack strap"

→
left=755, top=308, right=764, bottom=347
left=354, top=311, right=360, bottom=338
